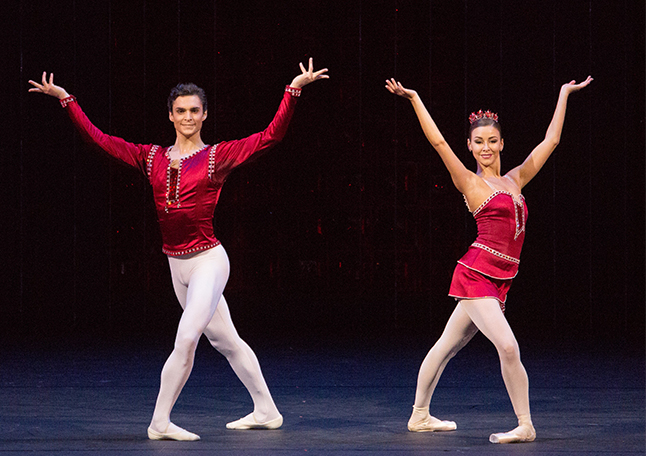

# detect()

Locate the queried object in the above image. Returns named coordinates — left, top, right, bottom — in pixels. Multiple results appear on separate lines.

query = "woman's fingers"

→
left=385, top=78, right=404, bottom=95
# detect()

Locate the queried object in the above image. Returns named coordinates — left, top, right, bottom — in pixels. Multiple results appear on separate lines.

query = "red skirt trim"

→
left=449, top=263, right=512, bottom=312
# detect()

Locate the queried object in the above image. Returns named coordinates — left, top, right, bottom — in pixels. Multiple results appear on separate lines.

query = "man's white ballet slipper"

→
left=489, top=424, right=536, bottom=444
left=408, top=417, right=457, bottom=432
left=226, top=412, right=283, bottom=430
left=147, top=425, right=200, bottom=441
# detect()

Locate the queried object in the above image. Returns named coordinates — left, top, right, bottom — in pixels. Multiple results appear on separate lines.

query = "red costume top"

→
left=457, top=190, right=528, bottom=280
left=61, top=88, right=299, bottom=256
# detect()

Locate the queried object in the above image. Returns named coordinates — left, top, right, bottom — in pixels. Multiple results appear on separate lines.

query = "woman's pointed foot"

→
left=226, top=412, right=283, bottom=430
left=147, top=422, right=200, bottom=441
left=489, top=423, right=536, bottom=443
left=407, top=405, right=456, bottom=432
left=408, top=415, right=457, bottom=432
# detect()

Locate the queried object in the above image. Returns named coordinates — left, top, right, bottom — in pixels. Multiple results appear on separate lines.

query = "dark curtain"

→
left=2, top=0, right=644, bottom=347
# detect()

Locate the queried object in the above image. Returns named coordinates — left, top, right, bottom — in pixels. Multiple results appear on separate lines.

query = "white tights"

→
left=412, top=299, right=531, bottom=425
left=149, top=245, right=280, bottom=433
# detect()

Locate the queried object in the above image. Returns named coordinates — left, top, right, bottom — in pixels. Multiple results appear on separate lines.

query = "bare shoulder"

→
left=462, top=175, right=495, bottom=212
left=503, top=169, right=523, bottom=191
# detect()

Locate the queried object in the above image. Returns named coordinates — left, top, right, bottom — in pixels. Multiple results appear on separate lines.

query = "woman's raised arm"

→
left=508, top=76, right=593, bottom=189
left=386, top=78, right=476, bottom=194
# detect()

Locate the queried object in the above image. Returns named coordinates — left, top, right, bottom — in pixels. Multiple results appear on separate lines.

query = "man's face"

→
left=169, top=95, right=207, bottom=139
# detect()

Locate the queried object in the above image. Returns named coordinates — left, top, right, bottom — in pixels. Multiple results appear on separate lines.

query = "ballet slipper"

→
left=408, top=416, right=457, bottom=432
left=489, top=416, right=536, bottom=444
left=407, top=406, right=457, bottom=432
left=226, top=412, right=283, bottom=430
left=147, top=424, right=200, bottom=441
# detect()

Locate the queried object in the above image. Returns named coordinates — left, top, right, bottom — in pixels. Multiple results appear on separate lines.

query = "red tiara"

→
left=469, top=110, right=499, bottom=124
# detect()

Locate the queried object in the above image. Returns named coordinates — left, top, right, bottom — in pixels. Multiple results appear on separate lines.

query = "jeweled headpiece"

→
left=469, top=110, right=499, bottom=124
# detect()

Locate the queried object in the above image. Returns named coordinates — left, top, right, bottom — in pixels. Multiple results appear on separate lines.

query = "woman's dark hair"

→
left=469, top=117, right=502, bottom=138
left=167, top=83, right=208, bottom=112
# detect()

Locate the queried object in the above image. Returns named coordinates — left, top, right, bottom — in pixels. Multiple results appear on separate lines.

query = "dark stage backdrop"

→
left=2, top=1, right=644, bottom=348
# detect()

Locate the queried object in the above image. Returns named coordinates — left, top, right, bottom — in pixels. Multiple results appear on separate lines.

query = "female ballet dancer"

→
left=386, top=75, right=592, bottom=443
left=29, top=58, right=328, bottom=441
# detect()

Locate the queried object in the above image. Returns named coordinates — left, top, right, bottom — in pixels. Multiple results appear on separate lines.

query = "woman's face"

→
left=468, top=125, right=503, bottom=169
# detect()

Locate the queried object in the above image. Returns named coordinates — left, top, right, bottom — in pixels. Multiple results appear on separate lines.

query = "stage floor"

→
left=1, top=335, right=643, bottom=455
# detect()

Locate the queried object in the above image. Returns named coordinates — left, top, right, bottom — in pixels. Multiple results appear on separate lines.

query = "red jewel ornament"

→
left=469, top=109, right=499, bottom=124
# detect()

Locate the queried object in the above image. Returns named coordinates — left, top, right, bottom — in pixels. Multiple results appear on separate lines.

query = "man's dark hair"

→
left=167, top=83, right=208, bottom=112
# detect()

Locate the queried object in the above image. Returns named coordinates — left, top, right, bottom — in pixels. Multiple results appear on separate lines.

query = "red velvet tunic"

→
left=62, top=88, right=298, bottom=256
left=457, top=191, right=528, bottom=280
left=449, top=191, right=528, bottom=308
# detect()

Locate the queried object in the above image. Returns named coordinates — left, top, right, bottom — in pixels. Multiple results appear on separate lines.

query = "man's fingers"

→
left=28, top=79, right=43, bottom=91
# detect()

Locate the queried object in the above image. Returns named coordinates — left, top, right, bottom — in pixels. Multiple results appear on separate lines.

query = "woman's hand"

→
left=290, top=57, right=329, bottom=89
left=28, top=72, right=70, bottom=99
left=561, top=76, right=593, bottom=95
left=385, top=78, right=417, bottom=100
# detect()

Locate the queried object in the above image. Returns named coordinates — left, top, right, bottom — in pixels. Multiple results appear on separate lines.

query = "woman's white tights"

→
left=149, top=245, right=280, bottom=433
left=412, top=299, right=531, bottom=426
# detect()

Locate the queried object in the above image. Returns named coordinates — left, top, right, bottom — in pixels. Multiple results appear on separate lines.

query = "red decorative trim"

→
left=59, top=96, right=77, bottom=108
left=146, top=145, right=160, bottom=179
left=163, top=241, right=221, bottom=257
left=449, top=293, right=506, bottom=311
left=456, top=261, right=518, bottom=280
left=285, top=85, right=302, bottom=97
left=471, top=243, right=520, bottom=264
left=208, top=144, right=218, bottom=181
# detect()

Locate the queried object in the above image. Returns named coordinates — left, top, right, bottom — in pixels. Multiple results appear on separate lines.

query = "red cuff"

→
left=285, top=86, right=302, bottom=97
left=60, top=96, right=77, bottom=108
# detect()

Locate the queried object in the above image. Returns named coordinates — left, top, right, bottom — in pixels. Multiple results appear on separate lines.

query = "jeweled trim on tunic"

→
left=163, top=145, right=209, bottom=213
left=471, top=243, right=520, bottom=264
left=468, top=190, right=526, bottom=240
left=163, top=241, right=222, bottom=257
left=146, top=145, right=160, bottom=179
left=165, top=160, right=182, bottom=211
left=285, top=85, right=302, bottom=97
left=208, top=144, right=218, bottom=181
left=59, top=96, right=77, bottom=108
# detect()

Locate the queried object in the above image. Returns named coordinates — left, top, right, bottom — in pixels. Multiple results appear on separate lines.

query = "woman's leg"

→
left=203, top=296, right=282, bottom=429
left=459, top=298, right=535, bottom=443
left=149, top=246, right=230, bottom=440
left=408, top=302, right=479, bottom=431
